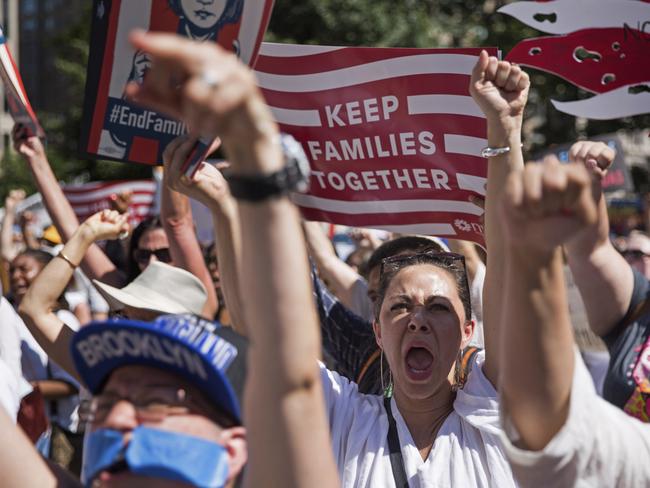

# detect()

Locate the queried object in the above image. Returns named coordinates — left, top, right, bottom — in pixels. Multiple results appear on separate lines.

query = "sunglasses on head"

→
left=380, top=251, right=466, bottom=276
left=133, top=247, right=172, bottom=265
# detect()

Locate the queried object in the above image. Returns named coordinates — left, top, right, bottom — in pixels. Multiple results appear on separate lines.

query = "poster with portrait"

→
left=79, top=0, right=275, bottom=165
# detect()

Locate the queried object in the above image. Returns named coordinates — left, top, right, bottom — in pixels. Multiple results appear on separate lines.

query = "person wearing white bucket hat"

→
left=19, top=210, right=208, bottom=380
left=92, top=261, right=208, bottom=319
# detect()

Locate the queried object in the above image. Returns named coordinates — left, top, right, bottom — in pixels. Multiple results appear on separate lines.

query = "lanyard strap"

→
left=383, top=397, right=409, bottom=488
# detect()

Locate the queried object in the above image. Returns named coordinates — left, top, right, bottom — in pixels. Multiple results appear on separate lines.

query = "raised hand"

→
left=17, top=210, right=35, bottom=228
left=124, top=32, right=277, bottom=158
left=162, top=135, right=232, bottom=211
left=11, top=124, right=46, bottom=160
left=80, top=209, right=130, bottom=243
left=469, top=51, right=530, bottom=131
left=109, top=190, right=133, bottom=214
left=502, top=157, right=599, bottom=252
left=569, top=141, right=615, bottom=181
left=4, top=189, right=26, bottom=214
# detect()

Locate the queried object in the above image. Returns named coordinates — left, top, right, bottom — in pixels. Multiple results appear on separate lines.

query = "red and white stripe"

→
left=62, top=180, right=156, bottom=226
left=255, top=44, right=493, bottom=244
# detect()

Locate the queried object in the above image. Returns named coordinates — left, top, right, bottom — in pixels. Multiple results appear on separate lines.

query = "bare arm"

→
left=19, top=211, right=40, bottom=250
left=133, top=31, right=339, bottom=487
left=303, top=221, right=363, bottom=309
left=160, top=163, right=218, bottom=319
left=162, top=138, right=247, bottom=333
left=211, top=198, right=246, bottom=332
left=500, top=159, right=597, bottom=450
left=468, top=51, right=530, bottom=386
left=564, top=141, right=634, bottom=337
left=447, top=240, right=481, bottom=284
left=0, top=189, right=25, bottom=263
left=19, top=210, right=129, bottom=380
left=0, top=406, right=74, bottom=488
left=12, top=125, right=125, bottom=286
left=33, top=380, right=78, bottom=399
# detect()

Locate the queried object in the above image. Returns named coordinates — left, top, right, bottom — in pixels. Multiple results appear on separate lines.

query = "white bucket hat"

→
left=93, top=261, right=207, bottom=316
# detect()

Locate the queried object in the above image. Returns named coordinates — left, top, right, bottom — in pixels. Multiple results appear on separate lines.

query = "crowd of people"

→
left=0, top=28, right=649, bottom=488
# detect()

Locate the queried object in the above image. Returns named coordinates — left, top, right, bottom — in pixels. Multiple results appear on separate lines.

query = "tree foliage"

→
left=2, top=0, right=648, bottom=200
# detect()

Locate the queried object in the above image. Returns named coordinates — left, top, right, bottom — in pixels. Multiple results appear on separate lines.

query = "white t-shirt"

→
left=0, top=297, right=26, bottom=385
left=0, top=357, right=28, bottom=422
left=321, top=350, right=516, bottom=487
left=500, top=351, right=650, bottom=487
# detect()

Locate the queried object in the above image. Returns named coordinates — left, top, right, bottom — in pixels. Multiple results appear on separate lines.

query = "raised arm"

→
left=129, top=31, right=339, bottom=487
left=162, top=137, right=247, bottom=333
left=468, top=51, right=529, bottom=385
left=18, top=210, right=129, bottom=379
left=12, top=124, right=125, bottom=286
left=0, top=406, right=75, bottom=488
left=1, top=189, right=25, bottom=263
left=564, top=141, right=634, bottom=337
left=160, top=138, right=218, bottom=319
left=303, top=221, right=365, bottom=310
left=500, top=157, right=597, bottom=449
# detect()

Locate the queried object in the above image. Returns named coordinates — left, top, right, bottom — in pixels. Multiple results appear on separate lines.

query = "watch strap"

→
left=228, top=164, right=303, bottom=202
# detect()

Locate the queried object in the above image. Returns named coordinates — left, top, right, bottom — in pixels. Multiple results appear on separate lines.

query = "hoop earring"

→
left=452, top=349, right=463, bottom=393
left=380, top=349, right=393, bottom=398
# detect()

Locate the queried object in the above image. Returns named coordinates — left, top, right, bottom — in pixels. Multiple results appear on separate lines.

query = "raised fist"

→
left=469, top=51, right=530, bottom=130
left=81, top=209, right=130, bottom=242
left=569, top=140, right=616, bottom=181
left=501, top=157, right=598, bottom=252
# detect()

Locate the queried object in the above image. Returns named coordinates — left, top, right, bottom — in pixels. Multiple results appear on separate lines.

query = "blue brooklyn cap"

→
left=71, top=314, right=247, bottom=423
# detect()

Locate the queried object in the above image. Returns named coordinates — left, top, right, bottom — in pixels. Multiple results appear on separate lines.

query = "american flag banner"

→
left=255, top=44, right=498, bottom=245
left=0, top=26, right=45, bottom=139
left=62, top=180, right=157, bottom=227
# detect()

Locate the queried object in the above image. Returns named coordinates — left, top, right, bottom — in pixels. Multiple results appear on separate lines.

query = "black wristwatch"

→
left=227, top=133, right=311, bottom=202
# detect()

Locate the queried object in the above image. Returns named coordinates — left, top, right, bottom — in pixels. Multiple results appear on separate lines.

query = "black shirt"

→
left=603, top=269, right=650, bottom=412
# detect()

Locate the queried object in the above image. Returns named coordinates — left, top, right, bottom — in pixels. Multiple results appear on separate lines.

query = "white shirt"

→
left=322, top=350, right=516, bottom=487
left=0, top=357, right=28, bottom=422
left=501, top=352, right=650, bottom=487
left=0, top=297, right=26, bottom=385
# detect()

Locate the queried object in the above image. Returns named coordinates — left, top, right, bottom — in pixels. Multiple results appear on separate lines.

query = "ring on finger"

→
left=201, top=69, right=222, bottom=90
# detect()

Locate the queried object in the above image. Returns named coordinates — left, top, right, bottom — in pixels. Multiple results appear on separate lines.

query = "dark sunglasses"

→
left=622, top=249, right=650, bottom=261
left=380, top=251, right=472, bottom=313
left=133, top=247, right=172, bottom=265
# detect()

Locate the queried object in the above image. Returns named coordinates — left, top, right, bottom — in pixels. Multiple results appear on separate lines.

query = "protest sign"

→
left=534, top=135, right=632, bottom=194
left=0, top=27, right=45, bottom=139
left=501, top=0, right=650, bottom=119
left=254, top=44, right=497, bottom=245
left=62, top=180, right=157, bottom=227
left=80, top=0, right=274, bottom=165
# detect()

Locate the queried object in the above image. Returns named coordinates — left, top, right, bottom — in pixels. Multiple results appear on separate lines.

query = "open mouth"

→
left=11, top=283, right=27, bottom=295
left=404, top=346, right=434, bottom=381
